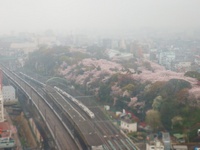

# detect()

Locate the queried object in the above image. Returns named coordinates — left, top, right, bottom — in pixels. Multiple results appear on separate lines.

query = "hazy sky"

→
left=0, top=0, right=200, bottom=33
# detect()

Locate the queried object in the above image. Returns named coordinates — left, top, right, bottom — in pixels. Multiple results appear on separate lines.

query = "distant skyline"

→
left=0, top=0, right=200, bottom=35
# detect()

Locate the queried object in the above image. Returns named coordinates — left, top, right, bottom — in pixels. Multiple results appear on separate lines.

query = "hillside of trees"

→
left=24, top=47, right=200, bottom=141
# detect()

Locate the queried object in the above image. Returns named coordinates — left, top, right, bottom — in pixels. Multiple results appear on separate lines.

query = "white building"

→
left=175, top=62, right=191, bottom=72
left=0, top=92, right=4, bottom=122
left=172, top=145, right=188, bottom=150
left=195, top=55, right=200, bottom=65
left=159, top=51, right=175, bottom=70
left=10, top=42, right=38, bottom=54
left=120, top=119, right=137, bottom=132
left=143, top=54, right=150, bottom=60
left=119, top=39, right=126, bottom=50
left=146, top=141, right=164, bottom=150
left=106, top=49, right=133, bottom=61
left=2, top=86, right=17, bottom=104
left=104, top=105, right=110, bottom=111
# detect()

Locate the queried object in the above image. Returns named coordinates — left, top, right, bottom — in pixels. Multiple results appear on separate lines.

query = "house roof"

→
left=0, top=122, right=11, bottom=137
left=173, top=133, right=185, bottom=139
left=125, top=110, right=139, bottom=122
left=139, top=122, right=147, bottom=128
left=121, top=118, right=135, bottom=124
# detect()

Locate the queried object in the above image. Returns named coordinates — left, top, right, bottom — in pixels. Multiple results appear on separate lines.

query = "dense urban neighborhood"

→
left=0, top=1, right=200, bottom=149
left=0, top=30, right=200, bottom=149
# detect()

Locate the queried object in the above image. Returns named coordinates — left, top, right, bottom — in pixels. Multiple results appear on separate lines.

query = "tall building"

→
left=130, top=41, right=143, bottom=58
left=0, top=70, right=4, bottom=122
left=102, top=38, right=112, bottom=49
left=159, top=50, right=175, bottom=70
left=119, top=39, right=126, bottom=50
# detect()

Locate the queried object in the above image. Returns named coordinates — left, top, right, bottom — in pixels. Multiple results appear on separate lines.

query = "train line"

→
left=62, top=92, right=138, bottom=150
left=16, top=71, right=139, bottom=150
left=1, top=67, right=80, bottom=150
left=44, top=86, right=103, bottom=149
left=52, top=87, right=131, bottom=150
left=78, top=97, right=138, bottom=150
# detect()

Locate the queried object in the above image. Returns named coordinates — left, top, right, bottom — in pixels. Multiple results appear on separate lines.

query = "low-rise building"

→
left=104, top=105, right=110, bottom=111
left=106, top=49, right=133, bottom=61
left=146, top=132, right=172, bottom=150
left=120, top=119, right=137, bottom=133
left=173, top=133, right=186, bottom=144
left=2, top=86, right=17, bottom=105
left=172, top=145, right=188, bottom=150
left=195, top=55, right=200, bottom=65
left=146, top=140, right=164, bottom=150
left=10, top=42, right=38, bottom=54
left=175, top=62, right=191, bottom=72
left=162, top=132, right=172, bottom=150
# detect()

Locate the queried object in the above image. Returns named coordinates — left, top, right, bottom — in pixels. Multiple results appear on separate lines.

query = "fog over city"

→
left=1, top=1, right=200, bottom=150
left=0, top=0, right=200, bottom=34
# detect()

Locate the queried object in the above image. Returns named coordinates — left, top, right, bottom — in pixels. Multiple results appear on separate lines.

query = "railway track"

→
left=1, top=67, right=80, bottom=150
left=16, top=71, right=140, bottom=150
left=56, top=87, right=138, bottom=150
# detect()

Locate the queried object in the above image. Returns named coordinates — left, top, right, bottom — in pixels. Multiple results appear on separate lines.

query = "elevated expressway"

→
left=1, top=66, right=139, bottom=150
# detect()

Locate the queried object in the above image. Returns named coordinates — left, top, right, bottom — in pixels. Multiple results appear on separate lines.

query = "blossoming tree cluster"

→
left=59, top=58, right=200, bottom=104
left=59, top=57, right=200, bottom=131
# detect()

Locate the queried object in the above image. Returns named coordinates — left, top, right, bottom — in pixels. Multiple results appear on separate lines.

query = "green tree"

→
left=160, top=100, right=178, bottom=130
left=115, top=99, right=128, bottom=110
left=122, top=84, right=135, bottom=92
left=171, top=116, right=184, bottom=130
left=145, top=109, right=162, bottom=131
left=152, top=96, right=163, bottom=110
left=143, top=61, right=152, bottom=71
left=176, top=88, right=189, bottom=104
left=160, top=79, right=191, bottom=98
left=98, top=84, right=112, bottom=103
left=142, top=81, right=166, bottom=111
left=184, top=71, right=200, bottom=80
left=87, top=45, right=107, bottom=59
left=118, top=74, right=136, bottom=87
left=24, top=46, right=70, bottom=76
